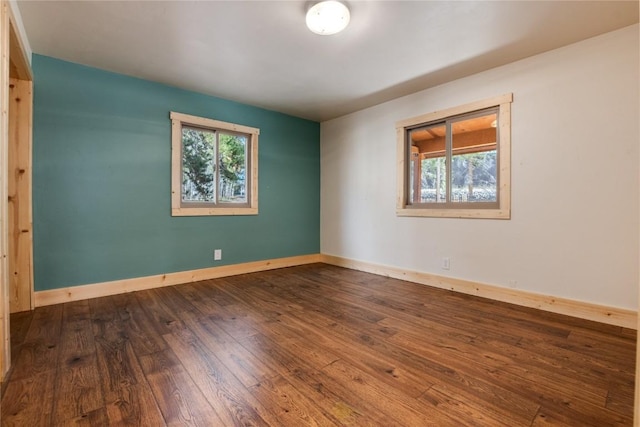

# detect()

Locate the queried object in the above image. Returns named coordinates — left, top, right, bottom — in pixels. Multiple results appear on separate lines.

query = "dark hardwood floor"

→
left=1, top=263, right=636, bottom=426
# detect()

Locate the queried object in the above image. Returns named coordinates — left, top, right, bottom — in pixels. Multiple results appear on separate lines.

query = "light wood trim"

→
left=395, top=126, right=406, bottom=211
left=396, top=207, right=510, bottom=219
left=7, top=11, right=30, bottom=80
left=7, top=78, right=32, bottom=313
left=170, top=115, right=182, bottom=212
left=249, top=131, right=258, bottom=212
left=498, top=99, right=511, bottom=218
left=0, top=0, right=11, bottom=380
left=34, top=254, right=322, bottom=307
left=396, top=94, right=512, bottom=219
left=396, top=93, right=513, bottom=129
left=320, top=254, right=636, bottom=329
left=637, top=312, right=640, bottom=426
left=636, top=179, right=640, bottom=427
left=170, top=111, right=260, bottom=136
left=172, top=207, right=258, bottom=216
left=170, top=111, right=259, bottom=216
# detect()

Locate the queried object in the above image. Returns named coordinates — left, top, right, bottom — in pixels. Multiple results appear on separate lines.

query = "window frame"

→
left=396, top=93, right=512, bottom=219
left=171, top=111, right=259, bottom=216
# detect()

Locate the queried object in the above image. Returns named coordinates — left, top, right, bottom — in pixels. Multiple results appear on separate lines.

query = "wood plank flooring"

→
left=1, top=263, right=636, bottom=426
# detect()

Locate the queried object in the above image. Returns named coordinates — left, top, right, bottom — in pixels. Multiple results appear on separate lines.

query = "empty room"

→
left=0, top=0, right=638, bottom=425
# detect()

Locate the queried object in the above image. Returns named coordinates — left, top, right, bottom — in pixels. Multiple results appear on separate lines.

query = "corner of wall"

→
left=7, top=1, right=31, bottom=65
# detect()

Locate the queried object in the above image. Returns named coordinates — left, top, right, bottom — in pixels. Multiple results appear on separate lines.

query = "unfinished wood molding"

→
left=321, top=254, right=636, bottom=329
left=35, top=252, right=637, bottom=329
left=637, top=339, right=640, bottom=427
left=8, top=78, right=32, bottom=313
left=0, top=0, right=11, bottom=381
left=35, top=254, right=322, bottom=307
left=170, top=111, right=259, bottom=217
left=7, top=11, right=30, bottom=80
left=396, top=93, right=512, bottom=219
left=636, top=255, right=640, bottom=426
left=396, top=93, right=513, bottom=130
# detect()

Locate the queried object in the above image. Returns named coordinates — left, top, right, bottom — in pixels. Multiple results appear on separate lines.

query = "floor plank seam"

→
left=2, top=264, right=635, bottom=426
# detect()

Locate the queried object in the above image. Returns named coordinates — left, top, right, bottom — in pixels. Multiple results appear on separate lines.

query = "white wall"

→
left=321, top=24, right=639, bottom=310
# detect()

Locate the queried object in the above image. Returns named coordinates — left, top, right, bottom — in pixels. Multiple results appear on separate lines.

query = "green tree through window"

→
left=181, top=128, right=248, bottom=204
left=171, top=111, right=259, bottom=216
left=218, top=133, right=247, bottom=202
left=182, top=127, right=215, bottom=202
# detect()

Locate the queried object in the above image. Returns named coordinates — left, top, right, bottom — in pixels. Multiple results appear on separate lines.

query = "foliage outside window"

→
left=396, top=94, right=512, bottom=219
left=171, top=112, right=259, bottom=216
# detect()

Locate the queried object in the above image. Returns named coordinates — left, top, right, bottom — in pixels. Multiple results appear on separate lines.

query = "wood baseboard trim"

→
left=35, top=254, right=322, bottom=307
left=320, top=254, right=637, bottom=329
left=34, top=253, right=636, bottom=329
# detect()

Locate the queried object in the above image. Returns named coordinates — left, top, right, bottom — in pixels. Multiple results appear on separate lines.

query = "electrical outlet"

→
left=214, top=249, right=222, bottom=261
left=442, top=257, right=450, bottom=270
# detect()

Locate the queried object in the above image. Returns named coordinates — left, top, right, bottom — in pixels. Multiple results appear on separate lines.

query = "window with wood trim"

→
left=171, top=112, right=259, bottom=216
left=396, top=94, right=512, bottom=219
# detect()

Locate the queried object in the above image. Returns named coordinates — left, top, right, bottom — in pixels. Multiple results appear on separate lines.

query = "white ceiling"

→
left=17, top=1, right=639, bottom=122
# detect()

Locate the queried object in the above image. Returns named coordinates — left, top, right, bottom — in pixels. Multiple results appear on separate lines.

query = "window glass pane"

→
left=409, top=124, right=446, bottom=204
left=182, top=127, right=216, bottom=203
left=451, top=112, right=497, bottom=203
left=218, top=133, right=247, bottom=203
left=421, top=157, right=447, bottom=203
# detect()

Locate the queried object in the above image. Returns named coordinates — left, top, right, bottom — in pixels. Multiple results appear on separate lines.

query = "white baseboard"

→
left=320, top=254, right=637, bottom=329
left=35, top=254, right=322, bottom=307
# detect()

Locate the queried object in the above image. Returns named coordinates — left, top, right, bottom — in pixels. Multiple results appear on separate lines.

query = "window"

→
left=396, top=94, right=512, bottom=219
left=171, top=112, right=259, bottom=216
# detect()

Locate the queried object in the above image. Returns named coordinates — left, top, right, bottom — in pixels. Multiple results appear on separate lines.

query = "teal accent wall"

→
left=32, top=55, right=320, bottom=291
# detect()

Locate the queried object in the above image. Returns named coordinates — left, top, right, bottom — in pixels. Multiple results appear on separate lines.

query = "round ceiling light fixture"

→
left=306, top=1, right=350, bottom=35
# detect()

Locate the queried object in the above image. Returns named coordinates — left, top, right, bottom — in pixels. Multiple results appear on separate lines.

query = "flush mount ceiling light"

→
left=306, top=1, right=350, bottom=35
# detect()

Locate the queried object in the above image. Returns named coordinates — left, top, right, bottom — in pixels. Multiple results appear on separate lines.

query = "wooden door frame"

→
left=0, top=0, right=33, bottom=383
left=8, top=74, right=33, bottom=314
